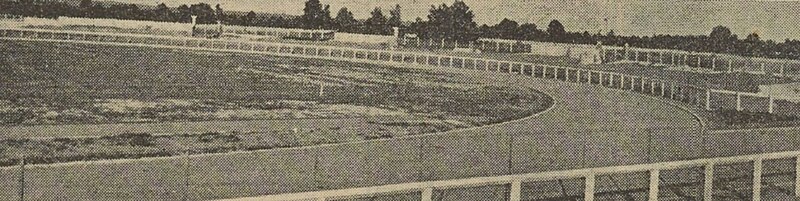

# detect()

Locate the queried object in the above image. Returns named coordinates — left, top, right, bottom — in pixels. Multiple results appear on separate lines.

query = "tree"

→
left=301, top=0, right=331, bottom=29
left=388, top=4, right=402, bottom=28
left=709, top=25, right=736, bottom=53
left=334, top=7, right=358, bottom=32
left=152, top=3, right=172, bottom=22
left=547, top=20, right=566, bottom=42
left=365, top=7, right=389, bottom=35
left=422, top=0, right=478, bottom=42
left=518, top=23, right=540, bottom=41
left=242, top=11, right=257, bottom=26
left=79, top=0, right=93, bottom=17
left=215, top=4, right=224, bottom=23
left=189, top=3, right=215, bottom=24
left=494, top=18, right=519, bottom=39
left=175, top=4, right=191, bottom=23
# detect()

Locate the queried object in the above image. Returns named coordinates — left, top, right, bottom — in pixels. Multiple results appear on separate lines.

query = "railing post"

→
left=712, top=57, right=716, bottom=70
left=768, top=96, right=774, bottom=114
left=736, top=92, right=743, bottom=111
left=649, top=169, right=660, bottom=201
left=705, top=89, right=712, bottom=110
left=510, top=180, right=522, bottom=201
left=576, top=70, right=581, bottom=83
left=619, top=75, right=625, bottom=89
left=795, top=156, right=800, bottom=197
left=753, top=158, right=763, bottom=201
left=728, top=59, right=733, bottom=73
left=704, top=163, right=714, bottom=201
left=631, top=76, right=636, bottom=91
left=585, top=174, right=595, bottom=201
left=421, top=188, right=433, bottom=201
left=670, top=84, right=675, bottom=99
left=598, top=72, right=604, bottom=86
left=661, top=82, right=666, bottom=96
left=587, top=71, right=592, bottom=84
left=641, top=78, right=646, bottom=92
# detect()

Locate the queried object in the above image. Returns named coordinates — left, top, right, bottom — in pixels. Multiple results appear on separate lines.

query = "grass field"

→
left=0, top=40, right=553, bottom=167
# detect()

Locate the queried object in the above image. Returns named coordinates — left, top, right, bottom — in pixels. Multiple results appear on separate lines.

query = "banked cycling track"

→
left=1, top=34, right=789, bottom=200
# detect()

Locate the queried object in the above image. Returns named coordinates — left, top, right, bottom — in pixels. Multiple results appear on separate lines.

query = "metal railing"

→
left=219, top=150, right=800, bottom=201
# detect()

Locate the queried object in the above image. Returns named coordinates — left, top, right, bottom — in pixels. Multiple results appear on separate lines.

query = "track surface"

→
left=0, top=56, right=706, bottom=200
left=2, top=39, right=798, bottom=200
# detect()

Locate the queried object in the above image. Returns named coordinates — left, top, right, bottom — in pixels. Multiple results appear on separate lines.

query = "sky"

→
left=108, top=0, right=800, bottom=41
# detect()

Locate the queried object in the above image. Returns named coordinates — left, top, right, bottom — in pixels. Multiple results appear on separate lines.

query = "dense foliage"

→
left=4, top=0, right=800, bottom=60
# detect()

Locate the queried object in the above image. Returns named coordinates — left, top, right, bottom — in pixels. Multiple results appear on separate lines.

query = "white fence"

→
left=1, top=28, right=800, bottom=117
left=220, top=150, right=800, bottom=201
left=602, top=46, right=800, bottom=78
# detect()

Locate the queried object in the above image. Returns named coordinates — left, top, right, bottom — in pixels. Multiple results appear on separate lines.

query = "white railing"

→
left=602, top=46, right=800, bottom=77
left=0, top=27, right=797, bottom=117
left=219, top=150, right=800, bottom=201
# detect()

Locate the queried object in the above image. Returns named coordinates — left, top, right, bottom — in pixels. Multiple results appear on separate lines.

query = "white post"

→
left=651, top=81, right=656, bottom=94
left=587, top=71, right=592, bottom=84
left=712, top=58, right=716, bottom=70
left=736, top=92, right=743, bottom=111
left=598, top=72, right=604, bottom=86
left=609, top=74, right=614, bottom=87
left=576, top=70, right=582, bottom=83
left=641, top=78, right=646, bottom=92
left=761, top=63, right=766, bottom=74
left=671, top=53, right=675, bottom=65
left=620, top=75, right=625, bottom=89
left=705, top=89, right=712, bottom=110
left=661, top=82, right=666, bottom=96
left=769, top=96, right=775, bottom=114
left=795, top=156, right=800, bottom=197
left=670, top=84, right=675, bottom=99
left=704, top=163, right=714, bottom=201
left=631, top=76, right=636, bottom=91
left=753, top=158, right=763, bottom=201
left=510, top=180, right=522, bottom=201
left=421, top=188, right=433, bottom=201
left=728, top=59, right=733, bottom=73
left=585, top=174, right=595, bottom=201
left=649, top=169, right=660, bottom=201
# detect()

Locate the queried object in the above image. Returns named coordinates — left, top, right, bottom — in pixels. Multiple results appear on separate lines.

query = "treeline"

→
left=473, top=17, right=800, bottom=60
left=4, top=0, right=800, bottom=60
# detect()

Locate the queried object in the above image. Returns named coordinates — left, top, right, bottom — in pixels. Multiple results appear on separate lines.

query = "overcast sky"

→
left=111, top=0, right=800, bottom=41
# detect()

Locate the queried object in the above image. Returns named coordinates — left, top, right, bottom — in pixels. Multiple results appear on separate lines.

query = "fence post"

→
left=631, top=76, right=636, bottom=91
left=510, top=180, right=522, bottom=201
left=736, top=92, right=743, bottom=111
left=712, top=57, right=716, bottom=70
left=697, top=56, right=701, bottom=68
left=670, top=84, right=675, bottom=99
left=705, top=89, right=712, bottom=110
left=768, top=96, right=775, bottom=114
left=585, top=174, right=595, bottom=201
left=728, top=59, right=733, bottom=73
left=651, top=81, right=656, bottom=94
left=598, top=72, right=604, bottom=86
left=753, top=158, right=763, bottom=201
left=641, top=78, right=646, bottom=92
left=795, top=156, right=800, bottom=197
left=660, top=82, right=666, bottom=96
left=761, top=63, right=766, bottom=73
left=609, top=74, right=614, bottom=87
left=421, top=188, right=433, bottom=201
left=587, top=71, right=592, bottom=84
left=635, top=50, right=639, bottom=62
left=18, top=158, right=25, bottom=201
left=704, top=163, right=714, bottom=201
left=671, top=53, right=675, bottom=65
left=649, top=169, right=660, bottom=201
left=620, top=75, right=625, bottom=89
left=576, top=70, right=581, bottom=83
